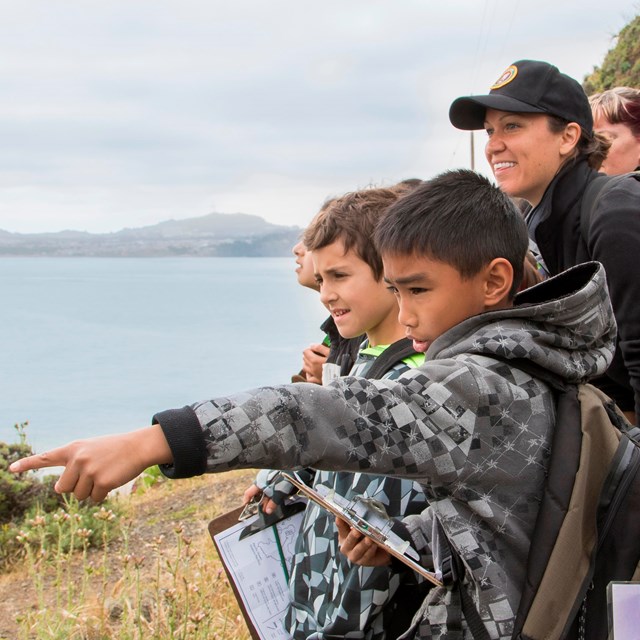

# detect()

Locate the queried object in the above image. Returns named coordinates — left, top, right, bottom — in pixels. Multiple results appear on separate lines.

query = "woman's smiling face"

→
left=484, top=109, right=576, bottom=206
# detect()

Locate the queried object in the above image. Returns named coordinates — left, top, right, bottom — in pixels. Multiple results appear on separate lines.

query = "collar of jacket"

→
left=526, top=157, right=597, bottom=275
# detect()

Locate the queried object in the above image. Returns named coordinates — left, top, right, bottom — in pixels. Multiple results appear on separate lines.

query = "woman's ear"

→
left=484, top=258, right=513, bottom=308
left=559, top=122, right=582, bottom=157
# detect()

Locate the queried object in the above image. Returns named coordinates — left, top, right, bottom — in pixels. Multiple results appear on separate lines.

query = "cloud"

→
left=0, top=0, right=634, bottom=232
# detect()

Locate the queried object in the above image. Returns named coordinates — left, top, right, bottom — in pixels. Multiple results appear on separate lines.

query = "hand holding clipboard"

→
left=282, top=471, right=443, bottom=587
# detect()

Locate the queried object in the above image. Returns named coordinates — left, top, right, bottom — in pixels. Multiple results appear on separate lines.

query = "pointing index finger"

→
left=9, top=448, right=68, bottom=474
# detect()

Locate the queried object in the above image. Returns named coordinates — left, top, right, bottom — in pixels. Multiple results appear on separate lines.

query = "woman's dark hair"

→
left=547, top=115, right=611, bottom=170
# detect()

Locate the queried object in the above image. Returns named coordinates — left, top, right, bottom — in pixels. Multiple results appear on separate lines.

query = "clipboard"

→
left=282, top=471, right=443, bottom=587
left=208, top=500, right=306, bottom=640
left=208, top=507, right=261, bottom=640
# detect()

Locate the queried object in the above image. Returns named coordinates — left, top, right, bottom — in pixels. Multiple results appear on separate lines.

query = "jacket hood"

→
left=428, top=261, right=616, bottom=384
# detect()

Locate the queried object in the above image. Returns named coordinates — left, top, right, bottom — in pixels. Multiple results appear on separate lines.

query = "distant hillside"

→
left=0, top=212, right=302, bottom=257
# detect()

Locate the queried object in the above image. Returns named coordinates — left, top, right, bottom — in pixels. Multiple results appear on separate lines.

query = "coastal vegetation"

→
left=583, top=13, right=640, bottom=92
left=0, top=424, right=253, bottom=640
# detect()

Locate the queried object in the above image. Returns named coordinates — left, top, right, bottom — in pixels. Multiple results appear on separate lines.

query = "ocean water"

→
left=0, top=258, right=327, bottom=455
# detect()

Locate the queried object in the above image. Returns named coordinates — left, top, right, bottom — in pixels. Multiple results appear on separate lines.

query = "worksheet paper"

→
left=212, top=511, right=304, bottom=640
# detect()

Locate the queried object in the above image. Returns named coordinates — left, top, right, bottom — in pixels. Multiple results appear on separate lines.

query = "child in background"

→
left=290, top=236, right=333, bottom=384
left=11, top=170, right=617, bottom=638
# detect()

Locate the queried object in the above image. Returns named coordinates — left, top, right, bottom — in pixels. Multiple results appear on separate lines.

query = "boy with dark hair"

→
left=12, top=170, right=616, bottom=639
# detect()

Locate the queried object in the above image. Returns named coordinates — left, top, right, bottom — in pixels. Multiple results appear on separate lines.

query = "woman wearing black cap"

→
left=450, top=59, right=640, bottom=426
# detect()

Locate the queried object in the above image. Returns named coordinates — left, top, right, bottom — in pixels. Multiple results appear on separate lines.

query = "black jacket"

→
left=320, top=315, right=363, bottom=374
left=527, top=157, right=640, bottom=419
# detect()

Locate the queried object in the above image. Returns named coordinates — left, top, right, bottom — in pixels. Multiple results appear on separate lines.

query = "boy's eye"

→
left=386, top=285, right=398, bottom=294
left=315, top=276, right=323, bottom=285
left=485, top=127, right=494, bottom=137
left=410, top=288, right=427, bottom=295
left=505, top=121, right=521, bottom=131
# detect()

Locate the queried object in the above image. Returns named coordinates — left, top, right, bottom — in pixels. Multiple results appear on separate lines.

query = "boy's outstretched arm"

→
left=9, top=425, right=173, bottom=503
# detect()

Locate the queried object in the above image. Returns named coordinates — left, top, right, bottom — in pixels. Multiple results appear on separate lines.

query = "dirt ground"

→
left=0, top=469, right=256, bottom=639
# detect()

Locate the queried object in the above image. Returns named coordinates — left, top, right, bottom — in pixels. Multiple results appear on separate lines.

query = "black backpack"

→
left=580, top=170, right=640, bottom=248
left=455, top=358, right=640, bottom=640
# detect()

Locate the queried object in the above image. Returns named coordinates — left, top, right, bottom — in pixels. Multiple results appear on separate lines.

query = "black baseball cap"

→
left=449, top=59, right=593, bottom=135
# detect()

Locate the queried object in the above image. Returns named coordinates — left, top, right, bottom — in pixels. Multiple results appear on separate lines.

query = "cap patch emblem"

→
left=491, top=65, right=518, bottom=90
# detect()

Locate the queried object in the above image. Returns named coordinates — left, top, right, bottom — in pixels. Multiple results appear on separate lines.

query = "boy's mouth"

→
left=410, top=337, right=429, bottom=353
left=331, top=308, right=350, bottom=320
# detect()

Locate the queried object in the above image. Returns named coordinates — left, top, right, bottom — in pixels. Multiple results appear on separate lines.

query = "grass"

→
left=0, top=470, right=256, bottom=640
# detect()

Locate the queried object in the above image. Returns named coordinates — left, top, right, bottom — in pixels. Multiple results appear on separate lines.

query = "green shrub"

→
left=133, top=464, right=166, bottom=494
left=0, top=422, right=122, bottom=572
left=0, top=422, right=61, bottom=526
left=1, top=493, right=123, bottom=573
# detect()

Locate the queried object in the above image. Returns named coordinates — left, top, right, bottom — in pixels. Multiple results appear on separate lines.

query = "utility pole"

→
left=470, top=131, right=475, bottom=171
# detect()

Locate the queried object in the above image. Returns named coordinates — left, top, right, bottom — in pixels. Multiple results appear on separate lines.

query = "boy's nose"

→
left=292, top=240, right=305, bottom=257
left=320, top=286, right=336, bottom=305
left=397, top=301, right=417, bottom=328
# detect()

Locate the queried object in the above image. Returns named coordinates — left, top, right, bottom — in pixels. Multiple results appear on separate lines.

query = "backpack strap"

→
left=580, top=171, right=640, bottom=251
left=363, top=338, right=418, bottom=380
left=579, top=174, right=610, bottom=250
left=449, top=551, right=492, bottom=640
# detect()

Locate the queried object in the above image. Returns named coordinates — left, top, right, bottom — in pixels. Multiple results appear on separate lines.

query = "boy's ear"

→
left=483, top=258, right=513, bottom=308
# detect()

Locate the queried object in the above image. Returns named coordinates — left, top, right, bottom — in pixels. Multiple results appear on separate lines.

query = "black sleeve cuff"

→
left=152, top=406, right=208, bottom=479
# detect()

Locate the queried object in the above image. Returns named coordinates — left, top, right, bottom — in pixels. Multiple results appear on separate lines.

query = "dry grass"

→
left=0, top=470, right=257, bottom=640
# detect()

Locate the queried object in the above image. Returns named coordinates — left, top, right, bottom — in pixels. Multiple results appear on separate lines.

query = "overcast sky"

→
left=1, top=0, right=637, bottom=233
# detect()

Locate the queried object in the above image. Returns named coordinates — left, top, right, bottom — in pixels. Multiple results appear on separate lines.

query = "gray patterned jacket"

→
left=156, top=262, right=616, bottom=639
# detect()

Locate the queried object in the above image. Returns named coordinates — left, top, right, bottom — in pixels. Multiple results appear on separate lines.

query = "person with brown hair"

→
left=590, top=86, right=640, bottom=175
left=247, top=184, right=430, bottom=639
